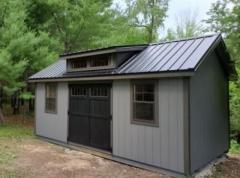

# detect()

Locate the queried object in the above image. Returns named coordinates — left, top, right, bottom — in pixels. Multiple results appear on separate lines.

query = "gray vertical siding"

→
left=189, top=52, right=229, bottom=173
left=112, top=79, right=185, bottom=173
left=35, top=82, right=69, bottom=142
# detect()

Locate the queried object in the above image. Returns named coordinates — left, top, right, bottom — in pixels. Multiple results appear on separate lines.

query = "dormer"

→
left=67, top=54, right=114, bottom=72
left=62, top=45, right=147, bottom=73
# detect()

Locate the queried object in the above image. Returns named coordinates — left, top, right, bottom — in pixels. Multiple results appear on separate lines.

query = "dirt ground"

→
left=206, top=154, right=240, bottom=178
left=0, top=138, right=170, bottom=178
left=1, top=115, right=240, bottom=178
left=1, top=138, right=240, bottom=178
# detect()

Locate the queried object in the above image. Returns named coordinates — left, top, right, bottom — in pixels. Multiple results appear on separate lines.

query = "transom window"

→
left=45, top=83, right=57, bottom=113
left=71, top=87, right=87, bottom=96
left=132, top=81, right=157, bottom=126
left=91, top=87, right=108, bottom=97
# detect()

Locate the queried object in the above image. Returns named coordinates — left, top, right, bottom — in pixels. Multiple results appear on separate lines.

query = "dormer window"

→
left=90, top=57, right=109, bottom=67
left=71, top=59, right=87, bottom=69
left=67, top=54, right=113, bottom=72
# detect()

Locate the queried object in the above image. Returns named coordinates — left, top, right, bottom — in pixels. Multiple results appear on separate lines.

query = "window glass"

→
left=71, top=87, right=87, bottom=96
left=90, top=87, right=108, bottom=97
left=45, top=83, right=57, bottom=113
left=132, top=82, right=155, bottom=124
left=68, top=54, right=111, bottom=70
left=90, top=55, right=109, bottom=67
left=71, top=59, right=87, bottom=69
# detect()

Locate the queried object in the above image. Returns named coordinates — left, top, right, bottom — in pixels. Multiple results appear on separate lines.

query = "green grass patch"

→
left=0, top=169, right=34, bottom=178
left=229, top=139, right=240, bottom=154
left=0, top=145, right=17, bottom=165
left=0, top=123, right=33, bottom=165
left=0, top=123, right=33, bottom=138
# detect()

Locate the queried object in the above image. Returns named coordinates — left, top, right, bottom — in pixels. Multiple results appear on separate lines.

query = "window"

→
left=90, top=57, right=109, bottom=67
left=90, top=87, right=108, bottom=97
left=71, top=87, right=87, bottom=96
left=68, top=54, right=112, bottom=71
left=132, top=81, right=157, bottom=126
left=45, top=83, right=57, bottom=113
left=71, top=59, right=87, bottom=69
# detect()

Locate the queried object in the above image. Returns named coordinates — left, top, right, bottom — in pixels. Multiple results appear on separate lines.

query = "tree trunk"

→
left=0, top=107, right=4, bottom=124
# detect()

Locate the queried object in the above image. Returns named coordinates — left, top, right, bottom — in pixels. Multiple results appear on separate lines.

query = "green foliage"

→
left=0, top=0, right=60, bottom=96
left=206, top=0, right=240, bottom=135
left=230, top=78, right=240, bottom=133
left=205, top=0, right=240, bottom=66
left=0, top=124, right=33, bottom=138
left=229, top=139, right=240, bottom=154
left=0, top=0, right=169, bottom=98
left=126, top=0, right=169, bottom=42
left=26, top=0, right=112, bottom=52
left=96, top=8, right=149, bottom=46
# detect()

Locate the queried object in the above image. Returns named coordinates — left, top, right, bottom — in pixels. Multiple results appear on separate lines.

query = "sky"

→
left=114, top=0, right=217, bottom=34
left=165, top=0, right=216, bottom=31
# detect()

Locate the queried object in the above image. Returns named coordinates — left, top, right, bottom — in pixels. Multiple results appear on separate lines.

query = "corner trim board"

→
left=183, top=77, right=191, bottom=175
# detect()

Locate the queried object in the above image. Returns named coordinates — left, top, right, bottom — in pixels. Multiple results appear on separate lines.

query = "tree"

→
left=0, top=0, right=60, bottom=121
left=205, top=0, right=240, bottom=66
left=26, top=0, right=113, bottom=52
left=164, top=10, right=204, bottom=40
left=95, top=4, right=149, bottom=46
left=205, top=0, right=240, bottom=141
left=126, top=0, right=169, bottom=43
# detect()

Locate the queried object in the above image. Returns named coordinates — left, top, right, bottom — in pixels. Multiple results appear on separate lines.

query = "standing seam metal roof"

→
left=117, top=34, right=218, bottom=74
left=29, top=34, right=233, bottom=80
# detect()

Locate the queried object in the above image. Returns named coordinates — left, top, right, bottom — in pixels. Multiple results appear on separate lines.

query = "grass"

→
left=0, top=143, right=17, bottom=165
left=0, top=121, right=33, bottom=166
left=0, top=123, right=33, bottom=138
left=229, top=139, right=240, bottom=154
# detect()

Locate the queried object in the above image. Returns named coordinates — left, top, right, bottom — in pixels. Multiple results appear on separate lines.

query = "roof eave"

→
left=28, top=70, right=195, bottom=83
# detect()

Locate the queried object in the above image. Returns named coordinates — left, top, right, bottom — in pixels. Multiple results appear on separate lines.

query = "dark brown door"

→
left=68, top=84, right=111, bottom=151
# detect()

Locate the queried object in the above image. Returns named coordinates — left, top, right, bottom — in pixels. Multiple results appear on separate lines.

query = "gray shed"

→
left=29, top=34, right=237, bottom=176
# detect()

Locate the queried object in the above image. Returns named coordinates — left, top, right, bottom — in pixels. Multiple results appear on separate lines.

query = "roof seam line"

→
left=178, top=37, right=205, bottom=69
left=159, top=40, right=188, bottom=71
left=168, top=39, right=198, bottom=70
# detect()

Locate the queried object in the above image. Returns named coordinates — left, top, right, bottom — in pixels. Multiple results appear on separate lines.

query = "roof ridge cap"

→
left=150, top=33, right=221, bottom=46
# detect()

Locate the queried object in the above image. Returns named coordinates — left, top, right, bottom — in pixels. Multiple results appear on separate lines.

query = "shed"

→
left=29, top=34, right=237, bottom=176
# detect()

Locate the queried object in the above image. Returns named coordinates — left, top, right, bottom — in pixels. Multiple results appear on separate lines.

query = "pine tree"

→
left=0, top=0, right=60, bottom=121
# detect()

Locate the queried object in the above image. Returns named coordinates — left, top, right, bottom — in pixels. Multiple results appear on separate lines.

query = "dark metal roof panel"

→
left=118, top=34, right=219, bottom=74
left=29, top=34, right=234, bottom=81
left=29, top=59, right=66, bottom=79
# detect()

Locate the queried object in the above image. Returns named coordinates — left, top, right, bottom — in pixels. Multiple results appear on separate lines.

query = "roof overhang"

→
left=60, top=45, right=148, bottom=59
left=28, top=71, right=194, bottom=83
left=193, top=34, right=238, bottom=81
